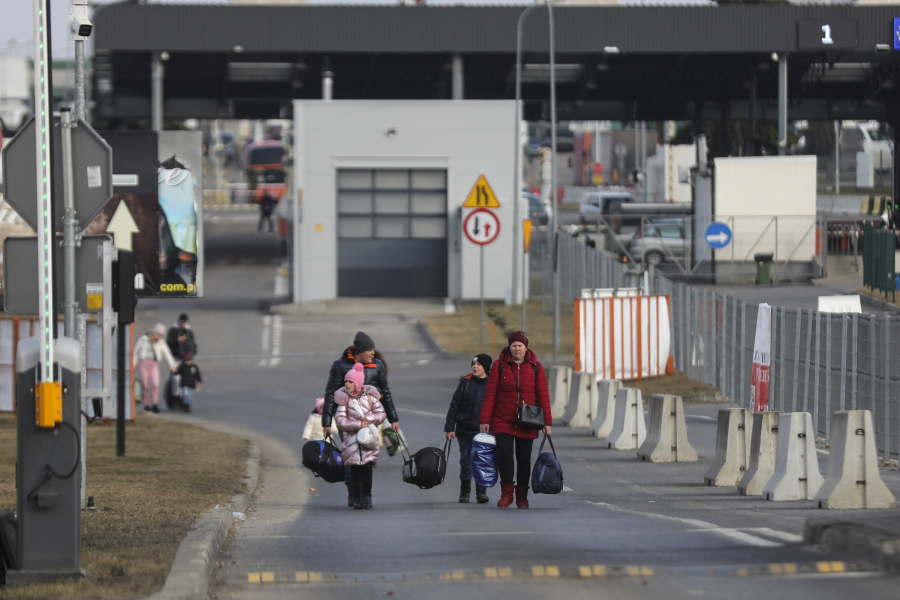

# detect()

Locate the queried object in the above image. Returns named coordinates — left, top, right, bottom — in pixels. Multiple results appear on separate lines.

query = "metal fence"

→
left=537, top=227, right=900, bottom=459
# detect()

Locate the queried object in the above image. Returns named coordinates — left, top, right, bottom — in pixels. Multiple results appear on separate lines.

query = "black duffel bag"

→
left=301, top=436, right=345, bottom=483
left=400, top=439, right=450, bottom=490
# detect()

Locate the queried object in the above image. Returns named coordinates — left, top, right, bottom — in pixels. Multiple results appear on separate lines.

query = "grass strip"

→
left=0, top=413, right=249, bottom=599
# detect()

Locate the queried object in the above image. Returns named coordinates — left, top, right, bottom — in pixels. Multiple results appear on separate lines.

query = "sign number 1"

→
left=821, top=24, right=833, bottom=45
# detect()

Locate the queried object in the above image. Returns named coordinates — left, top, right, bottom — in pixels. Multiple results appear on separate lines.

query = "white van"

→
left=842, top=121, right=893, bottom=172
left=578, top=191, right=634, bottom=225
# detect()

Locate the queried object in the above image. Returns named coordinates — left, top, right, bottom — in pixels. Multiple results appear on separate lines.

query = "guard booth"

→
left=292, top=100, right=524, bottom=303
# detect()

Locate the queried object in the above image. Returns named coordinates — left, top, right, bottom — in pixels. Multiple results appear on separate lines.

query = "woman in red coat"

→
left=479, top=331, right=552, bottom=509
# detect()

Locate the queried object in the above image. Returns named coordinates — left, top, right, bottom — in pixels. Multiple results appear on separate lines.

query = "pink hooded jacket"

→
left=334, top=385, right=386, bottom=465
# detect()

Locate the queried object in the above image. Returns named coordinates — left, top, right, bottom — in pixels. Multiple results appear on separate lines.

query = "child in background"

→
left=176, top=352, right=202, bottom=413
left=334, top=363, right=386, bottom=509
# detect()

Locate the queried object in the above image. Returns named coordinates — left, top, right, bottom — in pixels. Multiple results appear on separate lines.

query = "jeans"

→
left=181, top=386, right=195, bottom=406
left=456, top=431, right=475, bottom=481
left=495, top=433, right=534, bottom=484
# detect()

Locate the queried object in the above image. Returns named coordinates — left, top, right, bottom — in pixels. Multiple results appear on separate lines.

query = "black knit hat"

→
left=178, top=313, right=189, bottom=323
left=472, top=353, right=493, bottom=372
left=353, top=331, right=375, bottom=354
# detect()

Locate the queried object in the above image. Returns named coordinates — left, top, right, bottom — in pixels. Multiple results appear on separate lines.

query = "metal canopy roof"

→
left=94, top=4, right=899, bottom=54
left=91, top=4, right=900, bottom=124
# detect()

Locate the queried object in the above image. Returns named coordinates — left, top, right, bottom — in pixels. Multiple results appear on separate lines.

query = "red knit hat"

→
left=507, top=331, right=529, bottom=347
left=344, top=362, right=365, bottom=393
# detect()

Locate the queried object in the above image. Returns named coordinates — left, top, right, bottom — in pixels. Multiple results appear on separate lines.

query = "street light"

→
left=514, top=0, right=559, bottom=361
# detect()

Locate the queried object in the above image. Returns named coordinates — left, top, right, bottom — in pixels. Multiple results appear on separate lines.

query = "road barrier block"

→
left=591, top=379, right=621, bottom=439
left=704, top=409, right=751, bottom=486
left=762, top=412, right=824, bottom=501
left=548, top=366, right=573, bottom=420
left=606, top=388, right=646, bottom=450
left=562, top=371, right=595, bottom=428
left=814, top=410, right=896, bottom=509
left=739, top=411, right=782, bottom=496
left=637, top=394, right=698, bottom=463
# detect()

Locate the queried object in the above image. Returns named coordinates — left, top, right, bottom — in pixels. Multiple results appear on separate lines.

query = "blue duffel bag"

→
left=531, top=434, right=563, bottom=494
left=471, top=433, right=498, bottom=488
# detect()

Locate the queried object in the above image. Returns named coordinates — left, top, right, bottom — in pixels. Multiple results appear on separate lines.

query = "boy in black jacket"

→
left=444, top=354, right=492, bottom=504
left=176, top=352, right=202, bottom=413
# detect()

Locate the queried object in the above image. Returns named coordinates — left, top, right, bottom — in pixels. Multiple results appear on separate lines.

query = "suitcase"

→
left=400, top=439, right=450, bottom=490
left=301, top=437, right=345, bottom=483
left=531, top=434, right=563, bottom=494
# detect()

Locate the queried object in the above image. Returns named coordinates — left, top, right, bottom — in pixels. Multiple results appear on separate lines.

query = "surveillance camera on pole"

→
left=69, top=0, right=91, bottom=40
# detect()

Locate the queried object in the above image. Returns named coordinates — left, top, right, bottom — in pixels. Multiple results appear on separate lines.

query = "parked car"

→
left=626, top=218, right=690, bottom=266
left=578, top=191, right=634, bottom=225
left=524, top=192, right=548, bottom=225
left=526, top=138, right=544, bottom=157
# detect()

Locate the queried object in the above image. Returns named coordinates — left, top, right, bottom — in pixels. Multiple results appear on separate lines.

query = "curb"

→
left=854, top=292, right=900, bottom=314
left=804, top=517, right=900, bottom=573
left=414, top=318, right=466, bottom=359
left=142, top=443, right=260, bottom=600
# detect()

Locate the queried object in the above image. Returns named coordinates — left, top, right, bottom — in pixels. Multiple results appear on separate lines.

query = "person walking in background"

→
left=322, top=331, right=401, bottom=506
left=445, top=354, right=493, bottom=504
left=335, top=363, right=386, bottom=509
left=258, top=191, right=276, bottom=233
left=176, top=351, right=202, bottom=413
left=167, top=312, right=198, bottom=360
left=479, top=331, right=552, bottom=509
left=133, top=324, right=179, bottom=413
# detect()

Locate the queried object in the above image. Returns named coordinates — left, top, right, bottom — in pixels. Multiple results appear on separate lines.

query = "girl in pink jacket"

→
left=335, top=363, right=386, bottom=509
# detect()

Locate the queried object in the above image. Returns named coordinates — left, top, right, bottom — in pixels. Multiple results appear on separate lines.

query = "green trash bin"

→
left=754, top=253, right=773, bottom=285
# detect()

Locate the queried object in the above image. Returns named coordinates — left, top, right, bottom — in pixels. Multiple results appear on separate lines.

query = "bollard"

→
left=704, top=408, right=751, bottom=486
left=814, top=410, right=896, bottom=509
left=561, top=371, right=595, bottom=428
left=591, top=379, right=620, bottom=439
left=762, top=412, right=824, bottom=501
left=547, top=366, right=573, bottom=420
left=606, top=387, right=646, bottom=450
left=637, top=394, right=698, bottom=463
left=738, top=411, right=781, bottom=496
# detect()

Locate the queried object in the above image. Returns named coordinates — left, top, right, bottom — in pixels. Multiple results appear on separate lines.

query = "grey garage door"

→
left=337, top=169, right=448, bottom=297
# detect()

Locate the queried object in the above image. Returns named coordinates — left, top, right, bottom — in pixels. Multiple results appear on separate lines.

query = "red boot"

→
left=497, top=482, right=515, bottom=508
left=515, top=485, right=530, bottom=509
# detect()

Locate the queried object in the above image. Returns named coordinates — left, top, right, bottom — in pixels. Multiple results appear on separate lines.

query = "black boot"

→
left=459, top=480, right=472, bottom=503
left=475, top=484, right=490, bottom=504
left=353, top=480, right=364, bottom=509
left=361, top=467, right=373, bottom=509
left=346, top=481, right=356, bottom=508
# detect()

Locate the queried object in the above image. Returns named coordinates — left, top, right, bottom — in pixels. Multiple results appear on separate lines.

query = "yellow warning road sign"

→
left=463, top=175, right=501, bottom=208
left=523, top=219, right=533, bottom=253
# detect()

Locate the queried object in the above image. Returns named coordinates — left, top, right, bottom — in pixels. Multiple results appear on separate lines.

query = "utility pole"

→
left=69, top=0, right=90, bottom=120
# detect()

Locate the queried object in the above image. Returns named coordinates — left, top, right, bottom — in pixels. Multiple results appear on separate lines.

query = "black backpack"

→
left=301, top=437, right=345, bottom=483
left=531, top=434, right=563, bottom=494
left=400, top=439, right=450, bottom=490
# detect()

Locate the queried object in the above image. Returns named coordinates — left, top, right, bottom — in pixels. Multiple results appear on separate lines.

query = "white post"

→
left=480, top=245, right=485, bottom=343
left=34, top=0, right=56, bottom=379
left=777, top=53, right=787, bottom=156
left=151, top=51, right=164, bottom=132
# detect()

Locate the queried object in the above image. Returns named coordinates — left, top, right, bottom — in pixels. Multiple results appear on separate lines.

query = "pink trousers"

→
left=138, top=359, right=161, bottom=406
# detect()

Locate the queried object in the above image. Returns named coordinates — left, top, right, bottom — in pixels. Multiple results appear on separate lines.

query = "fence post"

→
left=803, top=311, right=814, bottom=414
left=740, top=301, right=747, bottom=407
left=825, top=315, right=832, bottom=442
left=840, top=314, right=848, bottom=413
left=851, top=313, right=858, bottom=411
left=813, top=312, right=822, bottom=440
left=792, top=308, right=801, bottom=413
left=884, top=315, right=891, bottom=464
left=779, top=307, right=786, bottom=412
left=731, top=297, right=738, bottom=404
left=720, top=294, right=726, bottom=391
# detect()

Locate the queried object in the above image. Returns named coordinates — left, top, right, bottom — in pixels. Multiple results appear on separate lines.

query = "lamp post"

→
left=514, top=1, right=558, bottom=361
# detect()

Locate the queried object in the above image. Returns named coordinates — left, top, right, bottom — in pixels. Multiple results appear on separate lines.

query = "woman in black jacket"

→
left=444, top=354, right=493, bottom=504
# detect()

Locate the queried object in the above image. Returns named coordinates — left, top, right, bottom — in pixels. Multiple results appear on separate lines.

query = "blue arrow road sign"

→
left=704, top=221, right=732, bottom=249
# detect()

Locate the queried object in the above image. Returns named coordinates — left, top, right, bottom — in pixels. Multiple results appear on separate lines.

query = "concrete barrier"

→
left=814, top=410, right=896, bottom=509
left=606, top=388, right=646, bottom=450
left=561, top=371, right=595, bottom=428
left=738, top=411, right=782, bottom=496
left=762, top=412, right=824, bottom=501
left=636, top=394, right=697, bottom=463
left=548, top=366, right=572, bottom=420
left=590, top=379, right=621, bottom=439
left=704, top=408, right=751, bottom=487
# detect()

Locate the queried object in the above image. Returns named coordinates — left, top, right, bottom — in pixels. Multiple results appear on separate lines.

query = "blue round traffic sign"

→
left=704, top=221, right=732, bottom=249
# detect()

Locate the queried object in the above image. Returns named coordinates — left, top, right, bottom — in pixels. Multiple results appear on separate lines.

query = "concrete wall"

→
left=293, top=100, right=517, bottom=302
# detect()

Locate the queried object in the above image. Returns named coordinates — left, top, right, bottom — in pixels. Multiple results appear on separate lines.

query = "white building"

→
left=292, top=100, right=523, bottom=302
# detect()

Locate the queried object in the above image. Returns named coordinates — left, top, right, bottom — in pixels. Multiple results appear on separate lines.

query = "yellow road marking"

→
left=769, top=564, right=783, bottom=574
left=626, top=566, right=640, bottom=576
left=439, top=572, right=451, bottom=581
left=261, top=572, right=275, bottom=583
left=830, top=561, right=846, bottom=573
left=309, top=572, right=322, bottom=583
left=546, top=566, right=560, bottom=577
left=593, top=565, right=607, bottom=577
left=295, top=572, right=308, bottom=583
left=782, top=563, right=797, bottom=574
left=640, top=567, right=653, bottom=576
left=579, top=566, right=592, bottom=578
left=735, top=568, right=749, bottom=576
left=816, top=562, right=831, bottom=573
left=485, top=567, right=498, bottom=579
left=248, top=573, right=261, bottom=584
left=498, top=567, right=512, bottom=578
left=452, top=571, right=465, bottom=580
left=532, top=566, right=545, bottom=577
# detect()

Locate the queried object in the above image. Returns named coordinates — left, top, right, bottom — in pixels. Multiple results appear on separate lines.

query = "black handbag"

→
left=510, top=363, right=545, bottom=430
